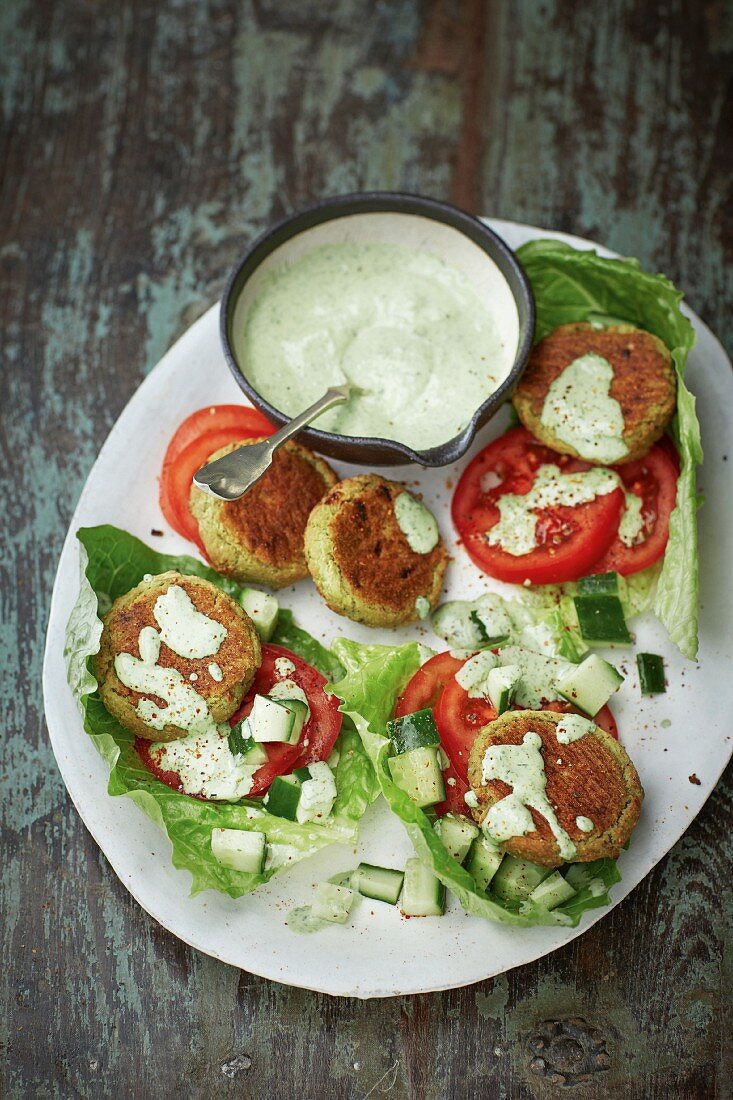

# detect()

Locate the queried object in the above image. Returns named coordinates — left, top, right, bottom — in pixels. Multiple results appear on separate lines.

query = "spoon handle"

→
left=264, top=383, right=351, bottom=457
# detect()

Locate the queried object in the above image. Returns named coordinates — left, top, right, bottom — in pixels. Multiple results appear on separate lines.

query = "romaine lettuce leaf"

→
left=331, top=639, right=620, bottom=927
left=517, top=240, right=701, bottom=659
left=64, top=526, right=376, bottom=898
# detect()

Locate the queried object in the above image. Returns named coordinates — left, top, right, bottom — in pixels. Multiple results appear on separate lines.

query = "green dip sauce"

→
left=240, top=242, right=518, bottom=450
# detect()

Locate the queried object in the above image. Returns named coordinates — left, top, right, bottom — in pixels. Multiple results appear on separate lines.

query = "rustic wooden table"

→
left=2, top=1, right=731, bottom=1096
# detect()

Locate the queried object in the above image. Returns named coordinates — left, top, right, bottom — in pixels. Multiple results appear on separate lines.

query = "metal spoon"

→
left=192, top=384, right=352, bottom=501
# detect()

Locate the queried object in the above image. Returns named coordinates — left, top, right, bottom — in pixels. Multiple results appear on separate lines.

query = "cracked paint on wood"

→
left=1, top=0, right=731, bottom=1096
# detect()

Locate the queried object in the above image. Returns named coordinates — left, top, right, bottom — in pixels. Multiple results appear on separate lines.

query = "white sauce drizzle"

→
left=540, top=353, right=630, bottom=464
left=153, top=585, right=227, bottom=659
left=394, top=492, right=440, bottom=554
left=556, top=714, right=597, bottom=744
left=274, top=656, right=296, bottom=678
left=618, top=491, right=645, bottom=546
left=576, top=815, right=594, bottom=833
left=486, top=464, right=620, bottom=557
left=455, top=650, right=498, bottom=695
left=208, top=662, right=223, bottom=682
left=150, top=731, right=257, bottom=801
left=481, top=731, right=577, bottom=861
left=115, top=628, right=218, bottom=736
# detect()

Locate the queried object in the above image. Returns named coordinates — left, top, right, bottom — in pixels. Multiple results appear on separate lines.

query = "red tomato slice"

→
left=434, top=675, right=498, bottom=782
left=160, top=425, right=271, bottom=545
left=165, top=405, right=274, bottom=466
left=136, top=645, right=342, bottom=800
left=452, top=427, right=625, bottom=585
left=228, top=644, right=342, bottom=796
left=394, top=652, right=466, bottom=717
left=589, top=443, right=679, bottom=576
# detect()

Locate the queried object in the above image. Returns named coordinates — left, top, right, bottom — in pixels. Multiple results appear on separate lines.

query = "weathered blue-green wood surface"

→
left=2, top=1, right=731, bottom=1096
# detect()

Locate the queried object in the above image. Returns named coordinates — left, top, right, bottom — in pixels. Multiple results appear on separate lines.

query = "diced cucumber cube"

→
left=241, top=741, right=268, bottom=766
left=466, top=835, right=504, bottom=892
left=296, top=761, right=337, bottom=824
left=577, top=572, right=620, bottom=595
left=239, top=588, right=279, bottom=641
left=527, top=870, right=577, bottom=910
left=556, top=653, right=624, bottom=717
left=386, top=708, right=440, bottom=754
left=312, top=882, right=355, bottom=924
left=352, top=863, right=405, bottom=905
left=573, top=593, right=632, bottom=644
left=434, top=813, right=480, bottom=864
left=228, top=722, right=269, bottom=764
left=227, top=721, right=251, bottom=756
left=400, top=858, right=445, bottom=917
left=637, top=652, right=666, bottom=695
left=491, top=856, right=552, bottom=903
left=264, top=774, right=301, bottom=820
left=388, top=745, right=446, bottom=808
left=486, top=664, right=521, bottom=714
left=249, top=694, right=306, bottom=744
left=211, top=829, right=267, bottom=873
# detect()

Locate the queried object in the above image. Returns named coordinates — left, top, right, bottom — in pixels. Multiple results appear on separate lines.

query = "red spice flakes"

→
left=688, top=774, right=701, bottom=785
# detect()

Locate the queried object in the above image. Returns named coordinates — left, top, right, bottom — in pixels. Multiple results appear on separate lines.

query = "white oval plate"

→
left=43, top=221, right=733, bottom=998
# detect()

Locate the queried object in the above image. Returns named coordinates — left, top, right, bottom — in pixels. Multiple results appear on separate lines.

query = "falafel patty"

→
left=94, top=571, right=261, bottom=742
left=467, top=709, right=643, bottom=867
left=513, top=322, right=676, bottom=464
left=190, top=438, right=338, bottom=589
left=303, top=474, right=448, bottom=627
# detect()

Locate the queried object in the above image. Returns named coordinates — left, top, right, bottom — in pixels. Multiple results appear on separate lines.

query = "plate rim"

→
left=42, top=219, right=733, bottom=997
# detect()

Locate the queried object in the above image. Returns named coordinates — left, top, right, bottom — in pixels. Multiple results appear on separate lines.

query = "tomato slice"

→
left=160, top=422, right=274, bottom=545
left=589, top=443, right=679, bottom=576
left=228, top=644, right=343, bottom=796
left=394, top=652, right=466, bottom=717
left=164, top=405, right=274, bottom=466
left=451, top=427, right=625, bottom=585
left=434, top=675, right=498, bottom=781
left=136, top=645, right=342, bottom=800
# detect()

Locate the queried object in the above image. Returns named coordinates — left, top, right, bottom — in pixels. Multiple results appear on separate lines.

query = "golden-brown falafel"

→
left=94, top=571, right=261, bottom=742
left=513, top=322, right=676, bottom=464
left=467, top=709, right=643, bottom=867
left=190, top=438, right=338, bottom=589
left=304, top=474, right=448, bottom=627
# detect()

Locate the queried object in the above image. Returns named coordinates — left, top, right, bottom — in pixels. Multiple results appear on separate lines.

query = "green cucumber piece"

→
left=556, top=653, right=623, bottom=717
left=352, top=863, right=405, bottom=905
left=400, top=858, right=445, bottom=917
left=388, top=745, right=446, bottom=808
left=248, top=694, right=299, bottom=743
left=491, top=856, right=552, bottom=903
left=577, top=572, right=620, bottom=596
left=466, top=835, right=504, bottom=891
left=263, top=774, right=301, bottom=820
left=486, top=664, right=521, bottom=714
left=241, top=741, right=268, bottom=765
left=211, top=828, right=267, bottom=873
left=239, top=588, right=279, bottom=641
left=227, top=722, right=268, bottom=764
left=637, top=652, right=666, bottom=695
left=227, top=721, right=251, bottom=756
left=527, top=869, right=577, bottom=910
left=573, top=593, right=632, bottom=644
left=433, top=813, right=480, bottom=864
left=312, top=882, right=355, bottom=924
left=386, top=708, right=440, bottom=754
